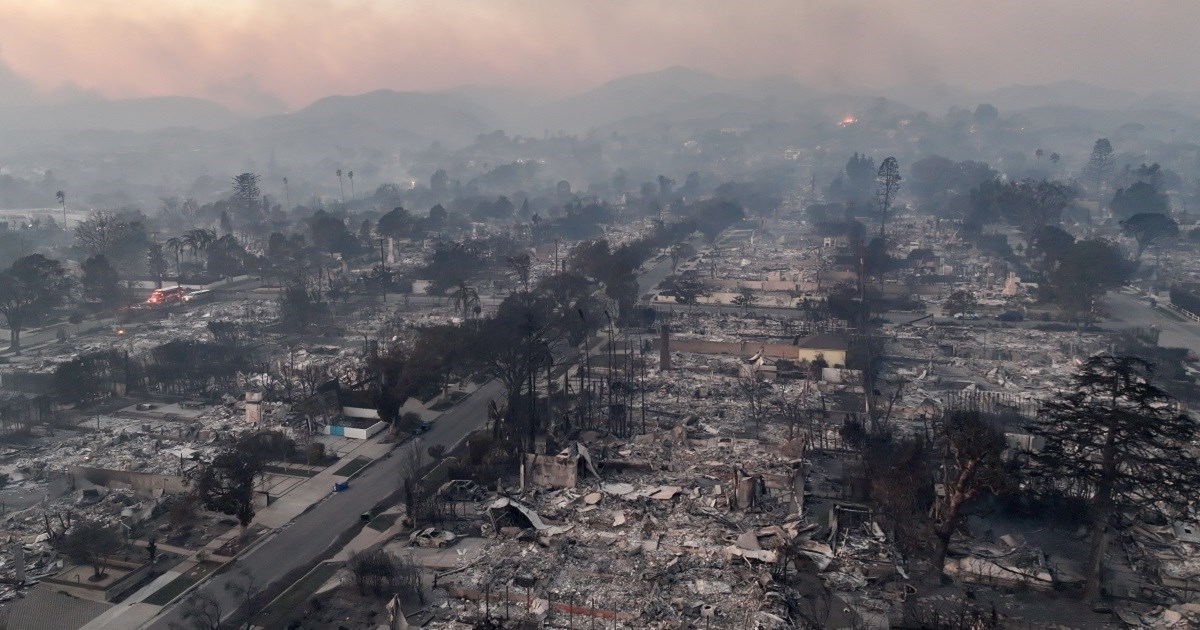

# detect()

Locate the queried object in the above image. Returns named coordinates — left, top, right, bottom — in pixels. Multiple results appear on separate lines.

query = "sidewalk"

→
left=80, top=361, right=489, bottom=630
left=79, top=432, right=400, bottom=630
left=255, top=434, right=394, bottom=529
left=107, top=393, right=449, bottom=611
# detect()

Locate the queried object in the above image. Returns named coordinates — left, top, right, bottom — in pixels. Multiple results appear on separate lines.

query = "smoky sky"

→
left=0, top=0, right=1196, bottom=111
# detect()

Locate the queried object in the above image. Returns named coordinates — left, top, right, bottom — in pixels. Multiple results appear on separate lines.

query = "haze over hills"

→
left=8, top=96, right=245, bottom=133
left=5, top=65, right=1200, bottom=139
left=239, top=90, right=498, bottom=150
left=2, top=65, right=1200, bottom=209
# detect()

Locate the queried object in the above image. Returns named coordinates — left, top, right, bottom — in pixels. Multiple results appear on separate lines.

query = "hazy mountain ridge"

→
left=2, top=65, right=1199, bottom=210
left=3, top=65, right=1198, bottom=140
left=244, top=90, right=498, bottom=148
left=0, top=96, right=245, bottom=133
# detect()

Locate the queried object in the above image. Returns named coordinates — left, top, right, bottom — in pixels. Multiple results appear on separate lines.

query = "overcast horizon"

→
left=1, top=0, right=1198, bottom=114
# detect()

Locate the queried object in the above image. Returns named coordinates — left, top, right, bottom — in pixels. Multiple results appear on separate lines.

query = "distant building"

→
left=657, top=333, right=849, bottom=367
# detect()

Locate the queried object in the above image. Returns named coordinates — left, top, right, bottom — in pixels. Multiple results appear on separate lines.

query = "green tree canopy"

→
left=1120, top=212, right=1178, bottom=260
left=0, top=254, right=69, bottom=352
left=1027, top=224, right=1075, bottom=270
left=1047, top=239, right=1131, bottom=321
left=81, top=254, right=120, bottom=306
left=195, top=435, right=270, bottom=527
left=62, top=521, right=124, bottom=579
left=1111, top=181, right=1169, bottom=220
left=377, top=206, right=414, bottom=239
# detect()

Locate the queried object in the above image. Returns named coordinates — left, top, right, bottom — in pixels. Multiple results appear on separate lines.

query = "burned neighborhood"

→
left=3, top=3, right=1200, bottom=629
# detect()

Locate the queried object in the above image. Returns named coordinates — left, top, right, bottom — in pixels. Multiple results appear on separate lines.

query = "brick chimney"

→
left=659, top=324, right=671, bottom=371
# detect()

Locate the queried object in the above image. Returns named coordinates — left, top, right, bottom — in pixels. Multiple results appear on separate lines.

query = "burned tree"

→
left=930, top=411, right=1012, bottom=569
left=174, top=591, right=222, bottom=630
left=854, top=429, right=935, bottom=557
left=1026, top=355, right=1200, bottom=601
left=739, top=368, right=772, bottom=439
left=732, top=286, right=757, bottom=307
left=942, top=290, right=976, bottom=318
left=224, top=567, right=264, bottom=630
left=875, top=156, right=901, bottom=238
left=347, top=549, right=425, bottom=606
left=62, top=521, right=124, bottom=580
left=507, top=252, right=532, bottom=293
left=773, top=385, right=812, bottom=442
left=40, top=507, right=75, bottom=543
left=1085, top=138, right=1114, bottom=205
left=661, top=274, right=711, bottom=305
left=472, top=293, right=558, bottom=452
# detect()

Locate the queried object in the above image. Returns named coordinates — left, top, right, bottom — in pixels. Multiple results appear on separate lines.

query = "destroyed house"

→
left=319, top=385, right=388, bottom=439
left=521, top=442, right=602, bottom=489
left=337, top=387, right=381, bottom=420
left=660, top=332, right=848, bottom=367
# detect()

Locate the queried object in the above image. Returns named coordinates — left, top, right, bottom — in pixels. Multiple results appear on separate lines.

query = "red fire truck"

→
left=146, top=286, right=186, bottom=306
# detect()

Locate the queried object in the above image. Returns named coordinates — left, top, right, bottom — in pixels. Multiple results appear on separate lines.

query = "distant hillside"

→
left=535, top=67, right=823, bottom=133
left=0, top=96, right=243, bottom=132
left=244, top=89, right=498, bottom=148
left=878, top=80, right=1200, bottom=119
left=1008, top=105, right=1200, bottom=139
left=981, top=81, right=1145, bottom=111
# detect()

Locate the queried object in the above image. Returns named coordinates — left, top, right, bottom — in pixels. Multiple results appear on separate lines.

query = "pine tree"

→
left=1027, top=356, right=1200, bottom=601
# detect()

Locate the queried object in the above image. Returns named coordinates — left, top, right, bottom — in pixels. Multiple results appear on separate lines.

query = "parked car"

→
left=996, top=311, right=1024, bottom=322
left=414, top=420, right=432, bottom=435
left=952, top=312, right=980, bottom=320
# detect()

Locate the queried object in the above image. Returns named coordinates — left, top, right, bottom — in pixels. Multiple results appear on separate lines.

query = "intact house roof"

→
left=2, top=587, right=112, bottom=630
left=796, top=332, right=849, bottom=351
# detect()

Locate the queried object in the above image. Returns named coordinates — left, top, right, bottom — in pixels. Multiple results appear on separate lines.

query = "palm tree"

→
left=450, top=281, right=479, bottom=319
left=347, top=170, right=355, bottom=199
left=165, top=236, right=184, bottom=276
left=336, top=170, right=345, bottom=203
left=55, top=190, right=66, bottom=227
left=182, top=228, right=216, bottom=261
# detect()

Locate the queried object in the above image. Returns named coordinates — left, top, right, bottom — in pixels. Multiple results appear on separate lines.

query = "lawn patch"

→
left=256, top=561, right=342, bottom=629
left=366, top=512, right=400, bottom=532
left=333, top=456, right=372, bottom=478
left=263, top=464, right=321, bottom=478
left=143, top=574, right=199, bottom=606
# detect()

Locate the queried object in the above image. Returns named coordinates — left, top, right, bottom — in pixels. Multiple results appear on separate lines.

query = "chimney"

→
left=245, top=391, right=263, bottom=424
left=12, top=543, right=25, bottom=585
left=659, top=324, right=671, bottom=371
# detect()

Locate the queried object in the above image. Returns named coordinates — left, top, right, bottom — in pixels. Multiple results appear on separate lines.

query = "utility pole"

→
left=378, top=237, right=388, bottom=303
left=546, top=350, right=554, bottom=436
left=527, top=336, right=537, bottom=453
left=605, top=311, right=615, bottom=434
left=640, top=336, right=647, bottom=434
left=578, top=309, right=591, bottom=429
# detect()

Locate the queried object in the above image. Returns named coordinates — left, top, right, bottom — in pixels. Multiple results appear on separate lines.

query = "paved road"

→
left=145, top=381, right=503, bottom=629
left=1104, top=292, right=1200, bottom=353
